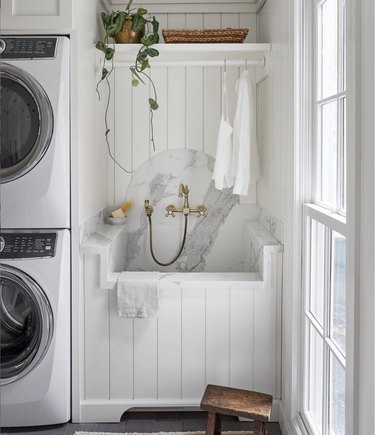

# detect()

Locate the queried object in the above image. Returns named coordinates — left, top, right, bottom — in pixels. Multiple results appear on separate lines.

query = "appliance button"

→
left=0, top=39, right=6, bottom=54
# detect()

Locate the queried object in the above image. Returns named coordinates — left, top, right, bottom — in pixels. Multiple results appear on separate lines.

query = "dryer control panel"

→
left=0, top=37, right=57, bottom=59
left=0, top=233, right=57, bottom=259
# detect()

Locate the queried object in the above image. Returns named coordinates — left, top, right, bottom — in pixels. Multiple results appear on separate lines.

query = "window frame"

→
left=300, top=1, right=348, bottom=434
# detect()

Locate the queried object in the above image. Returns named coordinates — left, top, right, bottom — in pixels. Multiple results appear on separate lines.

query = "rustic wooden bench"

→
left=200, top=384, right=273, bottom=435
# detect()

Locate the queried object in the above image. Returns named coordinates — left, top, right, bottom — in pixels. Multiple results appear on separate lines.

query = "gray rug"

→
left=74, top=432, right=255, bottom=435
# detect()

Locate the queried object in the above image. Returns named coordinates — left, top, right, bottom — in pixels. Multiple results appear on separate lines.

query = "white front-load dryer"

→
left=0, top=229, right=70, bottom=426
left=0, top=36, right=70, bottom=229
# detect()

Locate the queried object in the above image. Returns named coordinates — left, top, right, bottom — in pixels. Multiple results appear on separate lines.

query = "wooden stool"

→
left=200, top=384, right=273, bottom=435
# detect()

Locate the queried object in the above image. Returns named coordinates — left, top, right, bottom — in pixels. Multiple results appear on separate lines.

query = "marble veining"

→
left=259, top=207, right=284, bottom=243
left=124, top=149, right=245, bottom=272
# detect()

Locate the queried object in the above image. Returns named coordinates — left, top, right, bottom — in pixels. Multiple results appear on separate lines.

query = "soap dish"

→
left=104, top=216, right=126, bottom=225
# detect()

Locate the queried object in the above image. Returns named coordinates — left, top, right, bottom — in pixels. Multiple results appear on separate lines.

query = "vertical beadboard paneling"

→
left=239, top=13, right=257, bottom=43
left=167, top=13, right=186, bottom=28
left=132, top=76, right=151, bottom=170
left=150, top=67, right=168, bottom=156
left=104, top=73, right=115, bottom=205
left=203, top=13, right=221, bottom=29
left=84, top=255, right=110, bottom=399
left=114, top=67, right=133, bottom=203
left=203, top=67, right=221, bottom=157
left=157, top=13, right=169, bottom=43
left=186, top=67, right=204, bottom=151
left=253, top=285, right=277, bottom=396
left=181, top=287, right=206, bottom=398
left=167, top=67, right=186, bottom=149
left=133, top=318, right=158, bottom=398
left=205, top=289, right=230, bottom=386
left=221, top=13, right=239, bottom=29
left=109, top=291, right=134, bottom=400
left=157, top=288, right=182, bottom=398
left=186, top=13, right=204, bottom=29
left=229, top=288, right=254, bottom=389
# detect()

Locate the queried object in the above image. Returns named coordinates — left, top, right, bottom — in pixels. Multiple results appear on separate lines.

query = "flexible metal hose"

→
left=147, top=214, right=188, bottom=266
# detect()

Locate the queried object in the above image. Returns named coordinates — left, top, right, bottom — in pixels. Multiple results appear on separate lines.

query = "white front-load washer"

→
left=0, top=229, right=70, bottom=426
left=0, top=36, right=70, bottom=229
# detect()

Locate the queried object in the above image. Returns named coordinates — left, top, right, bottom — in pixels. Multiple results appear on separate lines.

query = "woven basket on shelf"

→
left=162, top=28, right=249, bottom=44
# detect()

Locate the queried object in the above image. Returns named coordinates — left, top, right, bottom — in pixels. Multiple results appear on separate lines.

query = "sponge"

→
left=111, top=200, right=133, bottom=218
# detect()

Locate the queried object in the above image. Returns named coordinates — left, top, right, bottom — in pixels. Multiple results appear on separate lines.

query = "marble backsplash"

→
left=123, top=148, right=258, bottom=272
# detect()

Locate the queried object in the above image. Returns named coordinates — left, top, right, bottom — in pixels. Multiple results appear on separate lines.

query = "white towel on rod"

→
left=212, top=71, right=235, bottom=190
left=231, top=70, right=260, bottom=196
left=117, top=271, right=159, bottom=318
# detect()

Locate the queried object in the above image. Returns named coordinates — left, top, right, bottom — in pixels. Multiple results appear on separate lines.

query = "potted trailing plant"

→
left=95, top=0, right=160, bottom=168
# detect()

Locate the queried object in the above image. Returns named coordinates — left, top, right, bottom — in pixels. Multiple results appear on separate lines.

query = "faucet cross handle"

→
left=165, top=204, right=176, bottom=217
left=196, top=204, right=207, bottom=218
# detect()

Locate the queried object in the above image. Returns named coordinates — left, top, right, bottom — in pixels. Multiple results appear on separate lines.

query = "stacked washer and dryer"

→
left=0, top=37, right=71, bottom=426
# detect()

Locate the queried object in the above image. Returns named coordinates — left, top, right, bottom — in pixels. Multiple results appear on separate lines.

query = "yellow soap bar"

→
left=111, top=208, right=125, bottom=218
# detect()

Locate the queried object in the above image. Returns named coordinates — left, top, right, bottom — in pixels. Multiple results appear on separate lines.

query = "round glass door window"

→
left=0, top=63, right=53, bottom=183
left=0, top=264, right=53, bottom=385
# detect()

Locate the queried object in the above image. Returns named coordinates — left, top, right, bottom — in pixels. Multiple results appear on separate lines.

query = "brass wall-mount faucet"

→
left=165, top=184, right=207, bottom=218
left=144, top=183, right=208, bottom=266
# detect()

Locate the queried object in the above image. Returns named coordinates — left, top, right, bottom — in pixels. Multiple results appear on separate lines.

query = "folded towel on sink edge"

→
left=117, top=271, right=159, bottom=318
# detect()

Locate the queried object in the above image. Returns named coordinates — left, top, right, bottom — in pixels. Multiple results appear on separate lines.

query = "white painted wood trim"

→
left=303, top=203, right=347, bottom=236
left=102, top=0, right=261, bottom=14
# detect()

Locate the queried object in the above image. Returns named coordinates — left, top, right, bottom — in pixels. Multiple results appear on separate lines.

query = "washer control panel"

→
left=0, top=37, right=57, bottom=59
left=0, top=233, right=57, bottom=259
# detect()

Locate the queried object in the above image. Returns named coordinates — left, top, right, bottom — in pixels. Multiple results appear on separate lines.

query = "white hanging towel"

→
left=231, top=70, right=260, bottom=196
left=212, top=71, right=235, bottom=190
left=117, top=271, right=159, bottom=318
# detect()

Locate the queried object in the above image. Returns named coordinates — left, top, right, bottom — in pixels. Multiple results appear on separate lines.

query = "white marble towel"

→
left=117, top=271, right=159, bottom=318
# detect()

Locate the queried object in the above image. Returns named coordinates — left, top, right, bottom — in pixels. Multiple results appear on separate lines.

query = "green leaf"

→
left=132, top=15, right=146, bottom=32
left=140, top=59, right=150, bottom=71
left=106, top=23, right=117, bottom=37
left=132, top=79, right=139, bottom=87
left=95, top=41, right=106, bottom=52
left=105, top=47, right=114, bottom=60
left=149, top=98, right=159, bottom=110
left=152, top=17, right=159, bottom=34
left=101, top=12, right=110, bottom=27
left=137, top=50, right=148, bottom=61
left=137, top=7, right=148, bottom=15
left=101, top=68, right=109, bottom=80
left=141, top=36, right=152, bottom=46
left=147, top=48, right=159, bottom=57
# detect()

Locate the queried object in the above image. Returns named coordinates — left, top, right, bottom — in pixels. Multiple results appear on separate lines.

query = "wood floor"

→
left=1, top=411, right=282, bottom=435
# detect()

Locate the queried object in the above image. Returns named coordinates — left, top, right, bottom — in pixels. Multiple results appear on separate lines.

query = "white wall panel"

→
left=167, top=67, right=186, bottom=148
left=132, top=78, right=151, bottom=170
left=150, top=67, right=169, bottom=155
left=157, top=289, right=182, bottom=398
left=203, top=68, right=222, bottom=157
left=114, top=67, right=133, bottom=203
left=229, top=288, right=254, bottom=389
left=133, top=318, right=158, bottom=398
left=181, top=287, right=206, bottom=398
left=186, top=67, right=204, bottom=151
left=205, top=289, right=230, bottom=386
left=109, top=292, right=134, bottom=399
left=84, top=255, right=110, bottom=399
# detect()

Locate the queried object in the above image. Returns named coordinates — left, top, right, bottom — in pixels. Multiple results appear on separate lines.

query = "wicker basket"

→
left=162, top=28, right=249, bottom=44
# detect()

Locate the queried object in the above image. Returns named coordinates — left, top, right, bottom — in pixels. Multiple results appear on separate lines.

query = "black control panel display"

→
left=0, top=233, right=57, bottom=259
left=0, top=38, right=57, bottom=59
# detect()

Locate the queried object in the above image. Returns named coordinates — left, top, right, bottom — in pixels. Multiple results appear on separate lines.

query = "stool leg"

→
left=260, top=421, right=266, bottom=435
left=206, top=411, right=221, bottom=435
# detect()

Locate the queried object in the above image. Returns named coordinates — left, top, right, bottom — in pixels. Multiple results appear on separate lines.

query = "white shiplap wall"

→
left=106, top=10, right=258, bottom=205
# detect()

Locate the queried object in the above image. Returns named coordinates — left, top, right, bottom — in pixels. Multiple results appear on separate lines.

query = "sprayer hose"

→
left=147, top=214, right=188, bottom=266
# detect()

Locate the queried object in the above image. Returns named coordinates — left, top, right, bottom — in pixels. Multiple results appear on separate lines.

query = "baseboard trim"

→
left=77, top=399, right=280, bottom=424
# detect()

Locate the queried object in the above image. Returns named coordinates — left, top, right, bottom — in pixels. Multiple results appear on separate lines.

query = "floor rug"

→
left=75, top=432, right=255, bottom=435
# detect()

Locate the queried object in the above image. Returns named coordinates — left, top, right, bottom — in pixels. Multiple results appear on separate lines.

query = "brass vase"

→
left=114, top=16, right=145, bottom=43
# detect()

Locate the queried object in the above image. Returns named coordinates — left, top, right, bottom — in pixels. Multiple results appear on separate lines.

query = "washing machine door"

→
left=0, top=62, right=54, bottom=183
left=0, top=264, right=53, bottom=385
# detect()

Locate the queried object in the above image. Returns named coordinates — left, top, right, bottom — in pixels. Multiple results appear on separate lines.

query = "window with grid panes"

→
left=302, top=1, right=347, bottom=435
